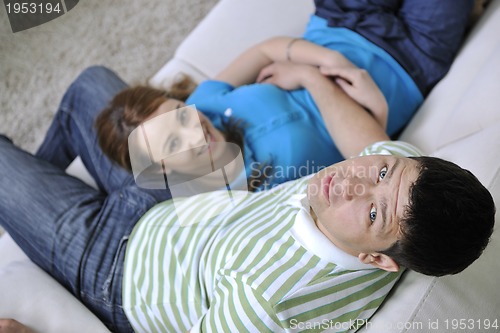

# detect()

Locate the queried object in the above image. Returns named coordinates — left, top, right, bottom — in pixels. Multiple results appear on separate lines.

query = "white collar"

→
left=287, top=194, right=376, bottom=271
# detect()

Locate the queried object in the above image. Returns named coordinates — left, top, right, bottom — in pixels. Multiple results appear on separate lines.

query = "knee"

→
left=0, top=134, right=13, bottom=145
left=62, top=66, right=128, bottom=108
left=0, top=135, right=13, bottom=156
left=76, top=65, right=119, bottom=85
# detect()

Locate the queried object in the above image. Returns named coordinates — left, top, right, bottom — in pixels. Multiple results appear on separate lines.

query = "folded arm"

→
left=258, top=62, right=389, bottom=158
left=215, top=37, right=353, bottom=87
left=318, top=66, right=388, bottom=129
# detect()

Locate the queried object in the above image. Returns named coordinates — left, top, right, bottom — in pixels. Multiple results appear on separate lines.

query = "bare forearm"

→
left=323, top=68, right=388, bottom=129
left=215, top=37, right=351, bottom=87
left=215, top=37, right=293, bottom=86
left=277, top=37, right=352, bottom=69
left=301, top=68, right=389, bottom=158
left=215, top=44, right=273, bottom=87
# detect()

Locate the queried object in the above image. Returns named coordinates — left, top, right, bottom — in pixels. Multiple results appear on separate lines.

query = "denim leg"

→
left=398, top=0, right=474, bottom=62
left=0, top=136, right=159, bottom=332
left=313, top=0, right=474, bottom=94
left=35, top=66, right=134, bottom=194
left=36, top=66, right=172, bottom=203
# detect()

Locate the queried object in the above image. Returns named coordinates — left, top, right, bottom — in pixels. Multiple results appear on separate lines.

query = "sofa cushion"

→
left=0, top=234, right=110, bottom=333
left=149, top=0, right=315, bottom=88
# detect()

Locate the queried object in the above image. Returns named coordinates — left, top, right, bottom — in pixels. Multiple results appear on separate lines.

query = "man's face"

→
left=307, top=155, right=420, bottom=259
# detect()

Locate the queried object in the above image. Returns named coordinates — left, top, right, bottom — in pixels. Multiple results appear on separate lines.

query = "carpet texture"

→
left=0, top=0, right=218, bottom=153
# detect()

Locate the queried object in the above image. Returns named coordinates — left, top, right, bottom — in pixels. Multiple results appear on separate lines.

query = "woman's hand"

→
left=301, top=69, right=389, bottom=158
left=256, top=62, right=318, bottom=90
left=320, top=66, right=388, bottom=129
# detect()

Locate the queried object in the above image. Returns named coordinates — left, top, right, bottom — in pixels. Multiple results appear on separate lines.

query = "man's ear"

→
left=358, top=253, right=399, bottom=272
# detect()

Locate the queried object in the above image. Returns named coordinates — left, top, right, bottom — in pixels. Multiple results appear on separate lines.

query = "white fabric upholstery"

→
left=0, top=235, right=111, bottom=333
left=1, top=0, right=499, bottom=331
left=149, top=0, right=315, bottom=86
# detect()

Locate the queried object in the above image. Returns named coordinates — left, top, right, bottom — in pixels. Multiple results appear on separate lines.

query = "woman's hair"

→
left=381, top=156, right=496, bottom=277
left=95, top=75, right=269, bottom=191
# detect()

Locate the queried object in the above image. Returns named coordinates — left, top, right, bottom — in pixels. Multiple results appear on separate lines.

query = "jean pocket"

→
left=102, top=235, right=129, bottom=301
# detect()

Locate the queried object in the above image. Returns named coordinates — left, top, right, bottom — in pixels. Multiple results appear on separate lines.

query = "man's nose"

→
left=342, top=176, right=370, bottom=200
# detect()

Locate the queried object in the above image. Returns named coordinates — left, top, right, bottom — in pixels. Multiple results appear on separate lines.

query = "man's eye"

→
left=378, top=166, right=388, bottom=181
left=369, top=205, right=377, bottom=223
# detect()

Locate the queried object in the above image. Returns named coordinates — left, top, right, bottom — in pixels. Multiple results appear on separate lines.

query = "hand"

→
left=320, top=66, right=388, bottom=128
left=256, top=62, right=318, bottom=90
left=0, top=319, right=34, bottom=333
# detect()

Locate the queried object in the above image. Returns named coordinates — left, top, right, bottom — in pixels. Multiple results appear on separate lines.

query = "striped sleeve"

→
left=359, top=141, right=423, bottom=157
left=123, top=175, right=403, bottom=332
left=190, top=268, right=402, bottom=333
left=190, top=277, right=284, bottom=333
left=274, top=269, right=402, bottom=332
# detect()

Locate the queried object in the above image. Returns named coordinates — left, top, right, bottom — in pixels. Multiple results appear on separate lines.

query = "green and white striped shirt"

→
left=122, top=141, right=422, bottom=332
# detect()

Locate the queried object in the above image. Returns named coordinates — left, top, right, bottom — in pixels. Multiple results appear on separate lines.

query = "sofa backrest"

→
left=149, top=0, right=315, bottom=87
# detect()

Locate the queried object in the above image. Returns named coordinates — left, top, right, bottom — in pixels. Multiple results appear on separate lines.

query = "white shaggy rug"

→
left=0, top=0, right=217, bottom=153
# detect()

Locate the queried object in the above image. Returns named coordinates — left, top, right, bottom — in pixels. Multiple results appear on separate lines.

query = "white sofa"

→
left=1, top=0, right=500, bottom=332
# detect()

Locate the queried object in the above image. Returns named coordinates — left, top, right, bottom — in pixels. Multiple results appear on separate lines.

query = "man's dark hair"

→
left=381, top=156, right=495, bottom=276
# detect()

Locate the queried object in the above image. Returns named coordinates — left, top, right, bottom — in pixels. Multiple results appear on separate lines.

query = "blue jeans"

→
left=0, top=66, right=171, bottom=332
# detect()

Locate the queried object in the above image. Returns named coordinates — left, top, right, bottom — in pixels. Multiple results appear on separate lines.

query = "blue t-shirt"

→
left=186, top=15, right=423, bottom=189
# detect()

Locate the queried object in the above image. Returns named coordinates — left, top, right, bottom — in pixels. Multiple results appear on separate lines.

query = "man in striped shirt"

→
left=0, top=66, right=495, bottom=332
left=120, top=60, right=495, bottom=331
left=121, top=140, right=495, bottom=332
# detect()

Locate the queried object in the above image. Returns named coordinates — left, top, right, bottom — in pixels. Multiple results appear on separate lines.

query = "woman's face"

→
left=129, top=98, right=227, bottom=177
